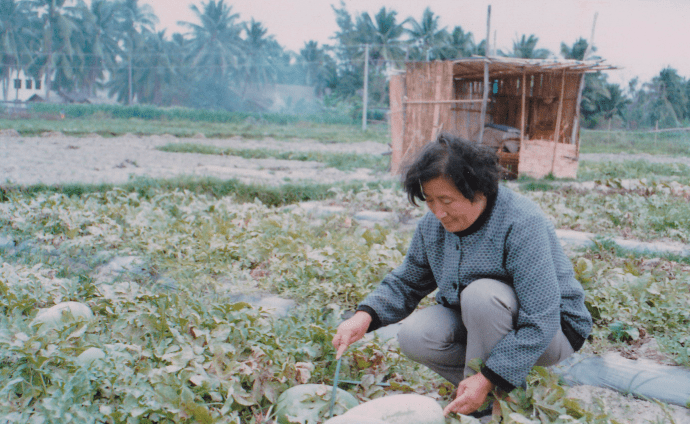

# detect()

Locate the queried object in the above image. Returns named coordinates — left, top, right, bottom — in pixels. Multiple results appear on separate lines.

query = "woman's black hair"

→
left=402, top=133, right=500, bottom=206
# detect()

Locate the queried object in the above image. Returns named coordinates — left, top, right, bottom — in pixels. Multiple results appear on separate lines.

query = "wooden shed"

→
left=389, top=57, right=616, bottom=179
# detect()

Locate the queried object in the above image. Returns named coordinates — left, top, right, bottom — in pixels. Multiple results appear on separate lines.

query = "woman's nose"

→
left=434, top=207, right=447, bottom=219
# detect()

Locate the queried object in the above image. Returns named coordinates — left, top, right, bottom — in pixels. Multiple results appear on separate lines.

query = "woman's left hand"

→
left=442, top=373, right=495, bottom=416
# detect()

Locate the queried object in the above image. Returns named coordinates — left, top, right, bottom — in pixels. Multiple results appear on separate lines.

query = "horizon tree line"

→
left=1, top=0, right=688, bottom=128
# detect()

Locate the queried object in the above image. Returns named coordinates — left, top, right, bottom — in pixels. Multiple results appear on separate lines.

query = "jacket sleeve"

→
left=358, top=219, right=438, bottom=331
left=482, top=214, right=562, bottom=391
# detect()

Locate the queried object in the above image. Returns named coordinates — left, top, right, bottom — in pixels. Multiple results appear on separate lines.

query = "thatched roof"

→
left=451, top=56, right=617, bottom=79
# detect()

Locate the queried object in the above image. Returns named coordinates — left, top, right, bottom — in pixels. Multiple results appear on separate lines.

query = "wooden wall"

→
left=389, top=61, right=584, bottom=179
left=519, top=139, right=579, bottom=179
left=399, top=62, right=455, bottom=167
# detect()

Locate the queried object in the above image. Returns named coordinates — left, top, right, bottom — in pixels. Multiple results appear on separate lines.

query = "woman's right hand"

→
left=331, top=311, right=372, bottom=359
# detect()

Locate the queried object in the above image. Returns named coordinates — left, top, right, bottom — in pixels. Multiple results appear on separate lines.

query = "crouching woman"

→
left=332, top=134, right=592, bottom=417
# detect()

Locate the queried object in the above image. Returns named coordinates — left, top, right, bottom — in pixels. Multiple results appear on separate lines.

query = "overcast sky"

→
left=140, top=0, right=689, bottom=88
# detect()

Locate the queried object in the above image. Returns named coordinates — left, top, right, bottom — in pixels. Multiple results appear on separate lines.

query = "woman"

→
left=332, top=134, right=592, bottom=417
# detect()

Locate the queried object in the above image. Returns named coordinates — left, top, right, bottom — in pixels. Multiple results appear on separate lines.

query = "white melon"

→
left=76, top=347, right=106, bottom=366
left=275, top=384, right=359, bottom=424
left=338, top=394, right=444, bottom=424
left=32, top=301, right=94, bottom=329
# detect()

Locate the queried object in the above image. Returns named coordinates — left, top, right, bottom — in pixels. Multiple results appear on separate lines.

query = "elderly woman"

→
left=332, top=134, right=592, bottom=417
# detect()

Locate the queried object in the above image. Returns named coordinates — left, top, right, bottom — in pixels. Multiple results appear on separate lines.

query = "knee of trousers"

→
left=460, top=279, right=518, bottom=323
left=396, top=306, right=463, bottom=364
left=396, top=315, right=433, bottom=363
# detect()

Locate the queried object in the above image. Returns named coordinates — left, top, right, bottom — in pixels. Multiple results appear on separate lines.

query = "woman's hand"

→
left=442, top=372, right=495, bottom=416
left=331, top=311, right=372, bottom=359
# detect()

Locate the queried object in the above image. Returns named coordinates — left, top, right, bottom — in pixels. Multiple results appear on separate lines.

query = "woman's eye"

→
left=442, top=199, right=452, bottom=204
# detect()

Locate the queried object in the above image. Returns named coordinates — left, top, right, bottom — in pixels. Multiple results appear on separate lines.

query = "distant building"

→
left=1, top=70, right=47, bottom=103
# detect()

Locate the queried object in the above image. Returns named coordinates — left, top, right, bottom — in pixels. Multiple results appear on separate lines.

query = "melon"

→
left=323, top=415, right=389, bottom=424
left=32, top=301, right=94, bottom=330
left=274, top=384, right=359, bottom=424
left=76, top=347, right=106, bottom=366
left=335, top=394, right=444, bottom=424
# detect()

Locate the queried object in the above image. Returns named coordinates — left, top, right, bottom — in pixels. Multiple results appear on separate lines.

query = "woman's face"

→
left=421, top=176, right=487, bottom=232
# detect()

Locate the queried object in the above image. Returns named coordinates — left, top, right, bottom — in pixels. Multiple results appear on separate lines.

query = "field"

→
left=1, top=112, right=690, bottom=424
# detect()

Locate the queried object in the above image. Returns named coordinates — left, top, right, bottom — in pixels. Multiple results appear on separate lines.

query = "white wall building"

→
left=1, top=69, right=47, bottom=103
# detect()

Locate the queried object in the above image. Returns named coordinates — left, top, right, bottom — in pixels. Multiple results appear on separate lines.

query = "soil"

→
left=2, top=133, right=689, bottom=422
left=0, top=133, right=392, bottom=187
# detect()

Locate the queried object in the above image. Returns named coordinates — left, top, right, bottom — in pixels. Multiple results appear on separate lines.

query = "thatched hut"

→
left=389, top=57, right=616, bottom=179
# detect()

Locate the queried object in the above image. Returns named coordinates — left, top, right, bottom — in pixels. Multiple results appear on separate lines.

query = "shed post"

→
left=520, top=70, right=526, bottom=143
left=389, top=74, right=405, bottom=174
left=550, top=69, right=567, bottom=174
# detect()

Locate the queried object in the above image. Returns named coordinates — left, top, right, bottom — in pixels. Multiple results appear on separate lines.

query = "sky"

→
left=139, top=0, right=690, bottom=88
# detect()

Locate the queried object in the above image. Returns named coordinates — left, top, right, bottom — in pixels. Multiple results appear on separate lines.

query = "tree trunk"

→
left=44, top=1, right=54, bottom=101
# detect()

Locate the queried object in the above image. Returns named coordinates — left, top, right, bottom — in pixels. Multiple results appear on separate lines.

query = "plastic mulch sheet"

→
left=554, top=353, right=690, bottom=407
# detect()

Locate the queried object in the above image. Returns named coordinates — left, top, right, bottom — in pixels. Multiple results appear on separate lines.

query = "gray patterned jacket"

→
left=358, top=185, right=592, bottom=391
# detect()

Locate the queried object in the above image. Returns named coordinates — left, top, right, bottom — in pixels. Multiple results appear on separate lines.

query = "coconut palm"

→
left=237, top=19, right=277, bottom=97
left=405, top=7, right=447, bottom=61
left=107, top=29, right=175, bottom=105
left=0, top=0, right=39, bottom=100
left=116, top=0, right=157, bottom=104
left=134, top=30, right=175, bottom=104
left=80, top=0, right=121, bottom=96
left=365, top=7, right=406, bottom=69
left=179, top=0, right=243, bottom=83
left=560, top=37, right=591, bottom=60
left=509, top=34, right=550, bottom=59
left=299, top=40, right=336, bottom=95
left=437, top=25, right=475, bottom=60
left=29, top=0, right=89, bottom=99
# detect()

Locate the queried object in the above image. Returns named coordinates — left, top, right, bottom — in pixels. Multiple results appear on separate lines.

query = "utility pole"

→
left=128, top=52, right=133, bottom=105
left=478, top=5, right=491, bottom=144
left=571, top=12, right=598, bottom=145
left=362, top=43, right=369, bottom=131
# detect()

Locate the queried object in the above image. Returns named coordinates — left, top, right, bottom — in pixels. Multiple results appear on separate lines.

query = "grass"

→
left=0, top=115, right=390, bottom=144
left=28, top=103, right=356, bottom=125
left=579, top=129, right=690, bottom=156
left=577, top=159, right=690, bottom=182
left=156, top=142, right=389, bottom=172
left=0, top=175, right=396, bottom=207
left=516, top=160, right=690, bottom=192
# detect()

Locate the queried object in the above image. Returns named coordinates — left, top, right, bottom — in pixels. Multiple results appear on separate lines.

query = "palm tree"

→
left=134, top=30, right=175, bottom=104
left=299, top=40, right=335, bottom=95
left=237, top=19, right=277, bottom=97
left=509, top=34, right=550, bottom=59
left=438, top=25, right=475, bottom=60
left=366, top=7, right=406, bottom=69
left=655, top=67, right=688, bottom=122
left=179, top=0, right=243, bottom=83
left=80, top=0, right=121, bottom=96
left=560, top=37, right=591, bottom=60
left=0, top=0, right=39, bottom=100
left=405, top=7, right=447, bottom=61
left=107, top=28, right=175, bottom=105
left=29, top=0, right=88, bottom=100
left=117, top=0, right=157, bottom=104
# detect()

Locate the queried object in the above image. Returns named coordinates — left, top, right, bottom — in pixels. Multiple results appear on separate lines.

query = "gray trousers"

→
left=397, top=279, right=574, bottom=386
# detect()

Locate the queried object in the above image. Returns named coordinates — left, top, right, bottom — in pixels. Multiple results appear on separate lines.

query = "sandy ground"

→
left=2, top=132, right=690, bottom=422
left=3, top=132, right=690, bottom=187
left=0, top=132, right=392, bottom=187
